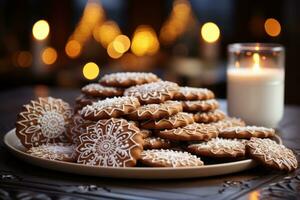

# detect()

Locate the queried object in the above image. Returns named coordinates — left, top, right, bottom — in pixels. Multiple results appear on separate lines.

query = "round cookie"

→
left=187, top=138, right=246, bottom=158
left=81, top=83, right=123, bottom=97
left=80, top=96, right=140, bottom=120
left=211, top=117, right=246, bottom=131
left=156, top=123, right=219, bottom=141
left=140, top=129, right=153, bottom=138
left=16, top=97, right=72, bottom=148
left=182, top=99, right=219, bottom=112
left=126, top=101, right=182, bottom=121
left=193, top=109, right=226, bottom=123
left=66, top=114, right=93, bottom=144
left=246, top=137, right=298, bottom=172
left=99, top=72, right=159, bottom=87
left=143, top=137, right=172, bottom=150
left=219, top=126, right=275, bottom=139
left=139, top=149, right=204, bottom=167
left=76, top=118, right=143, bottom=167
left=75, top=94, right=103, bottom=110
left=27, top=143, right=75, bottom=162
left=174, top=87, right=215, bottom=100
left=124, top=81, right=180, bottom=104
left=141, top=112, right=194, bottom=130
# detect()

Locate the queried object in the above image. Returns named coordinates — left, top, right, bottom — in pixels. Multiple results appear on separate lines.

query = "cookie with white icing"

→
left=143, top=137, right=172, bottom=150
left=182, top=99, right=219, bottom=112
left=124, top=81, right=180, bottom=104
left=139, top=149, right=204, bottom=167
left=99, top=72, right=159, bottom=87
left=126, top=101, right=182, bottom=121
left=66, top=114, right=93, bottom=144
left=156, top=123, right=219, bottom=141
left=16, top=97, right=72, bottom=148
left=75, top=94, right=103, bottom=111
left=80, top=96, right=140, bottom=120
left=219, top=126, right=275, bottom=139
left=211, top=117, right=246, bottom=131
left=193, top=109, right=226, bottom=123
left=27, top=143, right=75, bottom=162
left=141, top=112, right=194, bottom=130
left=173, top=87, right=215, bottom=100
left=246, top=137, right=298, bottom=172
left=81, top=83, right=123, bottom=97
left=188, top=138, right=246, bottom=158
left=140, top=129, right=152, bottom=138
left=76, top=118, right=143, bottom=167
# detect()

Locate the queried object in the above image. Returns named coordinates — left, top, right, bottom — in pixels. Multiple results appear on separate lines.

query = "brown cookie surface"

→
left=81, top=83, right=123, bottom=97
left=246, top=137, right=298, bottom=171
left=76, top=118, right=143, bottom=167
left=143, top=137, right=172, bottom=150
left=80, top=96, right=140, bottom=120
left=27, top=143, right=75, bottom=162
left=140, top=129, right=153, bottom=138
left=156, top=123, right=219, bottom=141
left=188, top=138, right=246, bottom=158
left=193, top=109, right=226, bottom=123
left=174, top=87, right=215, bottom=100
left=219, top=126, right=275, bottom=139
left=16, top=97, right=72, bottom=148
left=124, top=81, right=179, bottom=104
left=182, top=99, right=219, bottom=112
left=211, top=117, right=246, bottom=131
left=141, top=112, right=194, bottom=130
left=126, top=101, right=182, bottom=121
left=99, top=72, right=159, bottom=87
left=139, top=149, right=204, bottom=167
left=66, top=114, right=93, bottom=144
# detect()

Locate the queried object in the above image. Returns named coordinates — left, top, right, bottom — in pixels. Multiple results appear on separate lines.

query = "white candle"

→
left=227, top=55, right=284, bottom=128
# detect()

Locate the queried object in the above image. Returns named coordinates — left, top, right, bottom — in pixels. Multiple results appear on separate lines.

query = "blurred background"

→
left=0, top=0, right=300, bottom=104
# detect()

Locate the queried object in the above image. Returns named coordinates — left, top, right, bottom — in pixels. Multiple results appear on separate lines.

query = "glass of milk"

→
left=227, top=43, right=285, bottom=128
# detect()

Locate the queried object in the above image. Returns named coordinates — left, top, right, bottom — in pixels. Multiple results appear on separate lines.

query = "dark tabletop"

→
left=0, top=87, right=299, bottom=200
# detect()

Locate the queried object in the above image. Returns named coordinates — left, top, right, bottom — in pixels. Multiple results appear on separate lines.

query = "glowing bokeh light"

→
left=112, top=35, right=131, bottom=53
left=107, top=42, right=123, bottom=59
left=32, top=20, right=50, bottom=40
left=41, top=47, right=57, bottom=65
left=96, top=21, right=121, bottom=48
left=82, top=62, right=100, bottom=80
left=201, top=22, right=220, bottom=43
left=264, top=18, right=281, bottom=37
left=65, top=40, right=82, bottom=58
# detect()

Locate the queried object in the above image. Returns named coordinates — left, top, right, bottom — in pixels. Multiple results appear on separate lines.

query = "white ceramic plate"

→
left=4, top=129, right=282, bottom=179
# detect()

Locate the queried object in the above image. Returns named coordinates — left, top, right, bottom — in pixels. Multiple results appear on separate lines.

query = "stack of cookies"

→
left=15, top=72, right=298, bottom=171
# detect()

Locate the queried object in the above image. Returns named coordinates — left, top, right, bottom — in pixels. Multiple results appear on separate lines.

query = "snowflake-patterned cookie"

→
left=139, top=149, right=204, bottom=167
left=16, top=97, right=72, bottom=148
left=126, top=101, right=183, bottom=121
left=173, top=87, right=215, bottom=100
left=193, top=109, right=226, bottom=123
left=219, top=126, right=275, bottom=139
left=124, top=81, right=180, bottom=104
left=27, top=143, right=75, bottom=162
left=157, top=123, right=219, bottom=141
left=246, top=138, right=298, bottom=172
left=66, top=114, right=93, bottom=144
left=182, top=99, right=219, bottom=112
left=99, top=72, right=160, bottom=87
left=188, top=138, right=246, bottom=158
left=143, top=137, right=172, bottom=150
left=75, top=118, right=143, bottom=167
left=140, top=112, right=194, bottom=130
left=80, top=96, right=140, bottom=120
left=81, top=83, right=123, bottom=97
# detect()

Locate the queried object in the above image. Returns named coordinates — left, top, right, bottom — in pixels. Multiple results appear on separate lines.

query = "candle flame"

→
left=252, top=53, right=260, bottom=72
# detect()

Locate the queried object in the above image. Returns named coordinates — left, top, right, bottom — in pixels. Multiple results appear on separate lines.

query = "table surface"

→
left=0, top=87, right=299, bottom=200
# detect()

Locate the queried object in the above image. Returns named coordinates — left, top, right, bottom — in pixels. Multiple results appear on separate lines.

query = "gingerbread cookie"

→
left=139, top=149, right=204, bottom=167
left=182, top=99, right=219, bottom=112
left=143, top=137, right=172, bottom=150
left=174, top=87, right=215, bottom=100
left=188, top=138, right=246, bottom=158
left=81, top=83, right=123, bottom=97
left=27, top=143, right=75, bottom=162
left=124, top=81, right=179, bottom=104
left=246, top=137, right=298, bottom=172
left=99, top=72, right=159, bottom=87
left=16, top=97, right=72, bottom=148
left=76, top=118, right=143, bottom=167
left=211, top=117, right=246, bottom=131
left=193, top=109, right=226, bottom=123
left=219, top=126, right=275, bottom=139
left=75, top=94, right=103, bottom=109
left=66, top=114, right=93, bottom=144
left=140, top=129, right=152, bottom=138
left=156, top=123, right=219, bottom=141
left=80, top=96, right=140, bottom=120
left=126, top=101, right=182, bottom=121
left=141, top=112, right=194, bottom=130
